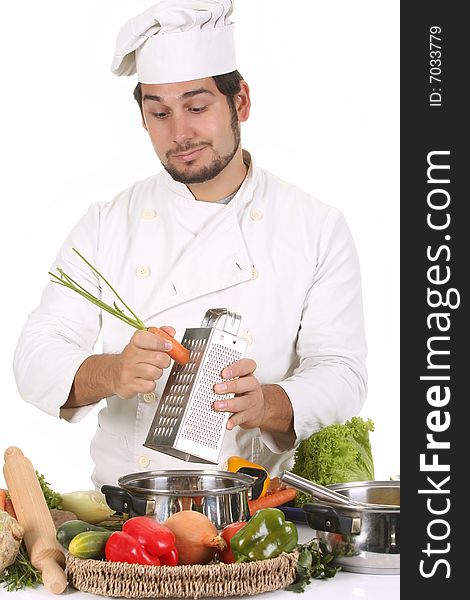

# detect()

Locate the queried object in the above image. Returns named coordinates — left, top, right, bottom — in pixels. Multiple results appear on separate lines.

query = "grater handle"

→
left=237, top=467, right=267, bottom=501
left=101, top=485, right=155, bottom=516
left=201, top=308, right=242, bottom=335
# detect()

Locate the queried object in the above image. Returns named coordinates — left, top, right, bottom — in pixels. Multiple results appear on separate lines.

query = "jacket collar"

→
left=141, top=151, right=256, bottom=320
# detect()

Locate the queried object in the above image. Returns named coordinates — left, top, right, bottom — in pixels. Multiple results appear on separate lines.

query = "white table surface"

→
left=0, top=525, right=400, bottom=599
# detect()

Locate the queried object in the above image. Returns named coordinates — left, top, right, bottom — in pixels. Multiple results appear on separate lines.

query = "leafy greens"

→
left=292, top=417, right=375, bottom=506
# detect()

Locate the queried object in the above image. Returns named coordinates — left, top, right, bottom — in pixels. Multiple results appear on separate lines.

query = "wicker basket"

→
left=65, top=552, right=298, bottom=599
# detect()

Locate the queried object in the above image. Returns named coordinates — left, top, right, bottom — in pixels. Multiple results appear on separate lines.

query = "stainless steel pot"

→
left=101, top=468, right=266, bottom=531
left=302, top=480, right=400, bottom=575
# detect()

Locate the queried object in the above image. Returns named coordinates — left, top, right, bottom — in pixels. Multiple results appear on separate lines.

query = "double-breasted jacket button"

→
left=142, top=208, right=157, bottom=220
left=142, top=392, right=156, bottom=403
left=136, top=266, right=151, bottom=278
left=250, top=208, right=263, bottom=221
left=138, top=455, right=151, bottom=468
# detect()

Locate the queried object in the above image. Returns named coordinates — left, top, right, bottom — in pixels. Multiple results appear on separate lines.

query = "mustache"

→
left=167, top=142, right=212, bottom=158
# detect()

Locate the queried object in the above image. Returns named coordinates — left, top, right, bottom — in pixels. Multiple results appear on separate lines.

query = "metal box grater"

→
left=143, top=308, right=248, bottom=464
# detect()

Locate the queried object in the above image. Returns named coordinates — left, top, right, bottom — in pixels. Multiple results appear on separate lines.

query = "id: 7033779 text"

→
left=429, top=26, right=442, bottom=107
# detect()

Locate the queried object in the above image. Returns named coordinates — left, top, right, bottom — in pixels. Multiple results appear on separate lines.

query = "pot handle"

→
left=303, top=502, right=362, bottom=535
left=237, top=467, right=267, bottom=500
left=101, top=484, right=154, bottom=516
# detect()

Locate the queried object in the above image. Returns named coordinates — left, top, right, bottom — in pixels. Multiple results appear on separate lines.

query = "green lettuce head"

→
left=292, top=416, right=375, bottom=492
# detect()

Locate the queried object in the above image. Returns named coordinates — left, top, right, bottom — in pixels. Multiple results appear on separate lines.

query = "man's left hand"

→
left=213, top=358, right=264, bottom=430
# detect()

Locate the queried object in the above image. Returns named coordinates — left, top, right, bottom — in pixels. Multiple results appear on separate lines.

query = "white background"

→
left=0, top=1, right=399, bottom=494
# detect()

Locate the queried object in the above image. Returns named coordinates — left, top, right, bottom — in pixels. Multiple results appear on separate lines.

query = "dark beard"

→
left=163, top=101, right=241, bottom=185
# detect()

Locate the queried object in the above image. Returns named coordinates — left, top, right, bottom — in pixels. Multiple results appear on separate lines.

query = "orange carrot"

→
left=147, top=326, right=190, bottom=366
left=267, top=477, right=281, bottom=493
left=248, top=487, right=297, bottom=514
left=5, top=497, right=17, bottom=519
left=0, top=488, right=6, bottom=511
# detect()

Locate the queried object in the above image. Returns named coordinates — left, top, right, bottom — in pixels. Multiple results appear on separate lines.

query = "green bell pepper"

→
left=230, top=507, right=298, bottom=562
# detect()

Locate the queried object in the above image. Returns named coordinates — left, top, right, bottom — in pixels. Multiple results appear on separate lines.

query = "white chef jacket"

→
left=13, top=151, right=367, bottom=488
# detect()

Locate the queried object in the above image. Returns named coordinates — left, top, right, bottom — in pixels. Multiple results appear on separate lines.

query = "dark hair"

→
left=133, top=70, right=244, bottom=113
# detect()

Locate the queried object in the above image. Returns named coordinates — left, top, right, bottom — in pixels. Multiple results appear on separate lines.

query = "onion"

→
left=163, top=511, right=226, bottom=565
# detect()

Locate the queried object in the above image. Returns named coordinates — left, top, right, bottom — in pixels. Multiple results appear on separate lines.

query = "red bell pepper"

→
left=105, top=531, right=161, bottom=565
left=105, top=516, right=178, bottom=566
left=123, top=516, right=176, bottom=557
left=158, top=547, right=179, bottom=566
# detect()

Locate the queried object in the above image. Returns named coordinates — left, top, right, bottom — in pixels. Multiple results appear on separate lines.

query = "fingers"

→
left=160, top=325, right=176, bottom=338
left=212, top=358, right=264, bottom=430
left=116, top=356, right=166, bottom=398
left=214, top=394, right=265, bottom=431
left=213, top=393, right=254, bottom=415
left=133, top=362, right=167, bottom=381
left=220, top=358, right=257, bottom=380
left=228, top=407, right=263, bottom=431
left=214, top=374, right=258, bottom=396
left=121, top=347, right=171, bottom=374
left=113, top=368, right=158, bottom=399
left=133, top=379, right=157, bottom=395
left=114, top=329, right=176, bottom=399
left=134, top=348, right=172, bottom=370
left=132, top=329, right=174, bottom=352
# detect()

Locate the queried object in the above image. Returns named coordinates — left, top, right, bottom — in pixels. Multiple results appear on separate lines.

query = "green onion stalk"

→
left=49, top=248, right=147, bottom=329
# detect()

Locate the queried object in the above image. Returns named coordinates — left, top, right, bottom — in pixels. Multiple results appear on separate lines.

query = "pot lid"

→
left=117, top=469, right=257, bottom=496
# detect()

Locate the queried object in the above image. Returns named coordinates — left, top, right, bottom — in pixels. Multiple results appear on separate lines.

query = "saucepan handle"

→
left=237, top=467, right=267, bottom=500
left=279, top=471, right=353, bottom=506
left=101, top=484, right=154, bottom=516
left=303, top=502, right=362, bottom=535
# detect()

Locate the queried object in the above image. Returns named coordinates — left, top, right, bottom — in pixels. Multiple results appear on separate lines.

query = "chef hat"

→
left=111, top=0, right=236, bottom=84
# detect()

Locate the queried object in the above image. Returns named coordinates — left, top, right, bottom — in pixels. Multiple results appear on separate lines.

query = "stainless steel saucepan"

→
left=280, top=471, right=400, bottom=575
left=102, top=468, right=266, bottom=531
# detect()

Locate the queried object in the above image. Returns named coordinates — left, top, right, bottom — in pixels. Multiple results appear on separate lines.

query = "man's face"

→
left=140, top=78, right=242, bottom=184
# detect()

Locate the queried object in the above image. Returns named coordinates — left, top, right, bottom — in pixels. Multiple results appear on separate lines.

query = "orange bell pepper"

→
left=227, top=456, right=270, bottom=497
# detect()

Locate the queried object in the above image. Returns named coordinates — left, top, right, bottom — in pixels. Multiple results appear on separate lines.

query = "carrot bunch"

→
left=248, top=478, right=297, bottom=514
left=0, top=488, right=17, bottom=518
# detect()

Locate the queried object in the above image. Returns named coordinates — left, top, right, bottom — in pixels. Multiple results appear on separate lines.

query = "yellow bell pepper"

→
left=226, top=456, right=270, bottom=497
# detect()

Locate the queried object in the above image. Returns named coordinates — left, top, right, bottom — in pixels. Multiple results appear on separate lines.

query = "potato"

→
left=49, top=508, right=78, bottom=529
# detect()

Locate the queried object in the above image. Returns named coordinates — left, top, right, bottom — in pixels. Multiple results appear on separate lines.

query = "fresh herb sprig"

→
left=35, top=471, right=62, bottom=510
left=95, top=513, right=127, bottom=531
left=1, top=472, right=61, bottom=591
left=49, top=248, right=146, bottom=330
left=286, top=539, right=339, bottom=593
left=0, top=543, right=42, bottom=592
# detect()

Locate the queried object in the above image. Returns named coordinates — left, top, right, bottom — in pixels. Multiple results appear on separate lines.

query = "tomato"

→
left=218, top=521, right=247, bottom=564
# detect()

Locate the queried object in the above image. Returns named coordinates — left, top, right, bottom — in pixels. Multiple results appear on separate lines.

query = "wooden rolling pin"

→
left=3, top=447, right=67, bottom=594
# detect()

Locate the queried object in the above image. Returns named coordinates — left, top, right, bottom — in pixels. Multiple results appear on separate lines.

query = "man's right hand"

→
left=111, top=326, right=175, bottom=399
left=62, top=326, right=176, bottom=409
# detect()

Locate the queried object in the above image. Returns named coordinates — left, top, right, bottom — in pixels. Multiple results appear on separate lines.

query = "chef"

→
left=13, top=0, right=368, bottom=488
